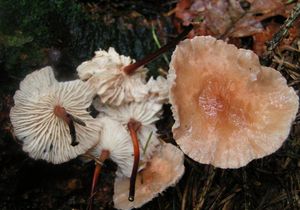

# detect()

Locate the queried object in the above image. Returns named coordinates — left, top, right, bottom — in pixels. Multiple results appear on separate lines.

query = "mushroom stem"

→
left=127, top=120, right=141, bottom=202
left=87, top=149, right=110, bottom=210
left=54, top=105, right=86, bottom=146
left=122, top=24, right=193, bottom=75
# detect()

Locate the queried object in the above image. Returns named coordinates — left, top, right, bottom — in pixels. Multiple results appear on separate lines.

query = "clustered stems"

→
left=127, top=120, right=141, bottom=202
left=83, top=23, right=194, bottom=207
left=122, top=24, right=193, bottom=75
left=87, top=149, right=110, bottom=210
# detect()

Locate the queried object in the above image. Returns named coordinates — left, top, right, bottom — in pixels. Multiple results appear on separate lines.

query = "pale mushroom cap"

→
left=132, top=76, right=169, bottom=104
left=168, top=36, right=299, bottom=168
left=76, top=47, right=148, bottom=106
left=10, top=67, right=100, bottom=164
left=99, top=101, right=163, bottom=159
left=77, top=47, right=132, bottom=80
left=146, top=76, right=169, bottom=103
left=100, top=101, right=163, bottom=126
left=113, top=143, right=185, bottom=210
left=90, top=117, right=139, bottom=177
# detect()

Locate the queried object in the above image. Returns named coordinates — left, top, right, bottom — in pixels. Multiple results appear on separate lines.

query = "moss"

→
left=0, top=0, right=170, bottom=94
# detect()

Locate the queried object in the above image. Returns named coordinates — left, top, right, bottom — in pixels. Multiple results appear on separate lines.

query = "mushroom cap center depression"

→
left=173, top=73, right=256, bottom=140
left=198, top=76, right=253, bottom=128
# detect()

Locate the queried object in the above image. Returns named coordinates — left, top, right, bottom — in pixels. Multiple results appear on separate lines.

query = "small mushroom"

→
left=113, top=143, right=185, bottom=210
left=77, top=47, right=148, bottom=106
left=90, top=117, right=138, bottom=178
left=10, top=67, right=100, bottom=164
left=87, top=117, right=149, bottom=208
left=99, top=101, right=163, bottom=160
left=97, top=101, right=163, bottom=201
left=145, top=76, right=169, bottom=103
left=77, top=25, right=193, bottom=106
left=168, top=36, right=299, bottom=168
left=133, top=76, right=169, bottom=104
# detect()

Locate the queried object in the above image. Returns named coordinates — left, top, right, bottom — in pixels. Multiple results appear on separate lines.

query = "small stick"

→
left=127, top=120, right=141, bottom=202
left=266, top=3, right=300, bottom=51
left=122, top=24, right=193, bottom=75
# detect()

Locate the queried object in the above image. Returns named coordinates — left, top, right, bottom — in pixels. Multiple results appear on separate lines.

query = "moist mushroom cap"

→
left=168, top=36, right=299, bottom=168
left=10, top=67, right=100, bottom=164
left=113, top=143, right=185, bottom=210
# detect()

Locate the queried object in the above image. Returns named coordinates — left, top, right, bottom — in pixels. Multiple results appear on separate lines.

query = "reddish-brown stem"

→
left=54, top=105, right=69, bottom=122
left=87, top=150, right=110, bottom=210
left=122, top=24, right=193, bottom=75
left=127, top=120, right=141, bottom=202
left=54, top=105, right=85, bottom=146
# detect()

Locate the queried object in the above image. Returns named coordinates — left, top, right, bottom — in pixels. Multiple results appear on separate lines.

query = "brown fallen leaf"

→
left=174, top=0, right=285, bottom=38
left=253, top=21, right=299, bottom=55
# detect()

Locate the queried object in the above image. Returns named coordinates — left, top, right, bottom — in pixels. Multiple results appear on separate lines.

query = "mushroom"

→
left=145, top=76, right=169, bottom=103
left=112, top=143, right=185, bottom=210
left=96, top=101, right=163, bottom=201
left=77, top=47, right=148, bottom=106
left=98, top=101, right=163, bottom=160
left=133, top=76, right=169, bottom=104
left=77, top=25, right=193, bottom=106
left=89, top=117, right=140, bottom=178
left=10, top=67, right=100, bottom=164
left=86, top=117, right=136, bottom=210
left=87, top=115, right=161, bottom=207
left=168, top=36, right=299, bottom=168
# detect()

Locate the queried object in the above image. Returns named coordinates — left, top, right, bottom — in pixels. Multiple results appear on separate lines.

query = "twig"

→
left=266, top=3, right=300, bottom=51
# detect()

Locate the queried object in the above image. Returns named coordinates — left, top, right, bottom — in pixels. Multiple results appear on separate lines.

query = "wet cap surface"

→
left=168, top=36, right=299, bottom=168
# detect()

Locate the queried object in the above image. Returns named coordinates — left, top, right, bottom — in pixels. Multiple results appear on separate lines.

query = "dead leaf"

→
left=175, top=0, right=285, bottom=38
left=253, top=21, right=299, bottom=55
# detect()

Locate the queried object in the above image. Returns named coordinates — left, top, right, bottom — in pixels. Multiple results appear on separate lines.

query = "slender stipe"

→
left=127, top=120, right=141, bottom=202
left=54, top=105, right=86, bottom=146
left=87, top=150, right=110, bottom=210
left=122, top=24, right=193, bottom=75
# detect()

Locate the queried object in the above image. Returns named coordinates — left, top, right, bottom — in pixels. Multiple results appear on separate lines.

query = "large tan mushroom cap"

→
left=113, top=143, right=185, bottom=210
left=10, top=67, right=100, bottom=164
left=169, top=36, right=299, bottom=168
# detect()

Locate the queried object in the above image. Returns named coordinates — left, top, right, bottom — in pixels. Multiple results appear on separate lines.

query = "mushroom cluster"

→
left=10, top=43, right=182, bottom=209
left=9, top=30, right=298, bottom=210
